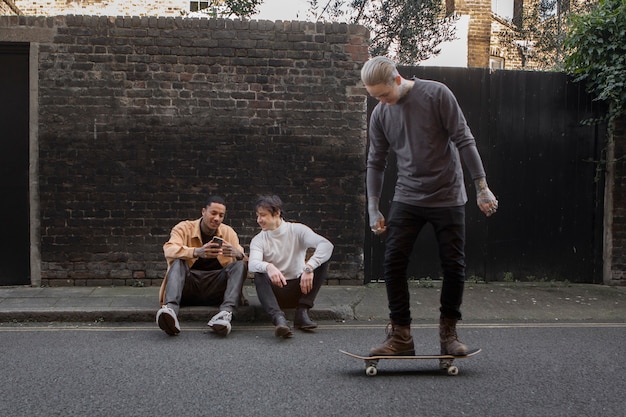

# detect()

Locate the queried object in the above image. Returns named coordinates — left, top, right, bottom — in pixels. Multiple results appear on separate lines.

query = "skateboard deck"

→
left=340, top=348, right=481, bottom=376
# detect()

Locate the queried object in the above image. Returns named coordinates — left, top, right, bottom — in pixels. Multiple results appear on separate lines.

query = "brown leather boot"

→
left=370, top=322, right=415, bottom=356
left=439, top=317, right=468, bottom=355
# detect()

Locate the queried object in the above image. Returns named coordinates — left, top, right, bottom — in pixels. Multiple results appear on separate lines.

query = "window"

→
left=190, top=1, right=210, bottom=12
left=492, top=0, right=515, bottom=20
left=489, top=56, right=505, bottom=71
left=540, top=0, right=570, bottom=20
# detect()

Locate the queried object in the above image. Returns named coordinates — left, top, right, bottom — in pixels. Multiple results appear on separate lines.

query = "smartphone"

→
left=211, top=236, right=224, bottom=247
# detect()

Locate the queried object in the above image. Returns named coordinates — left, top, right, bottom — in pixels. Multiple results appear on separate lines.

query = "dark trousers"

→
left=254, top=261, right=329, bottom=322
left=384, top=202, right=466, bottom=325
left=164, top=259, right=247, bottom=315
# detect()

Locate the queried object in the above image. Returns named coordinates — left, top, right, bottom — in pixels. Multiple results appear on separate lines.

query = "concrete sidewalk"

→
left=0, top=281, right=625, bottom=325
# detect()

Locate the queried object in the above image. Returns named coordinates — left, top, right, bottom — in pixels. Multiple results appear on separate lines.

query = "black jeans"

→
left=254, top=261, right=329, bottom=322
left=164, top=259, right=247, bottom=315
left=384, top=202, right=466, bottom=325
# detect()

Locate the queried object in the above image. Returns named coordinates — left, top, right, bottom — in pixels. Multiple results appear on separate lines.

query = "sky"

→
left=251, top=0, right=310, bottom=21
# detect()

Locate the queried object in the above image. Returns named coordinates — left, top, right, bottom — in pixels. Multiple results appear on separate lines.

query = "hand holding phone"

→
left=211, top=236, right=224, bottom=247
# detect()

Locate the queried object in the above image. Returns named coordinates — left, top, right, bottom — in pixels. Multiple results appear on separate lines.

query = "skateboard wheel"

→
left=365, top=366, right=378, bottom=376
left=447, top=366, right=459, bottom=376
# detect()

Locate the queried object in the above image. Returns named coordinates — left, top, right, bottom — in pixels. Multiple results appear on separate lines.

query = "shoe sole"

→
left=158, top=313, right=180, bottom=336
left=441, top=349, right=468, bottom=356
left=274, top=325, right=293, bottom=338
left=209, top=323, right=231, bottom=336
left=294, top=323, right=318, bottom=331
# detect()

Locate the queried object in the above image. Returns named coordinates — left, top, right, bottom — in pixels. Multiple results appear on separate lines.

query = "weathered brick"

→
left=3, top=15, right=369, bottom=286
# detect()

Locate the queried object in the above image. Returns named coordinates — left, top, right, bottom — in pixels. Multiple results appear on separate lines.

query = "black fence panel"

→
left=0, top=42, right=31, bottom=286
left=365, top=68, right=606, bottom=284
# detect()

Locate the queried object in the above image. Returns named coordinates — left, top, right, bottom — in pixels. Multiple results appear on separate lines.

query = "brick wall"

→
left=455, top=0, right=491, bottom=68
left=7, top=0, right=550, bottom=72
left=0, top=15, right=370, bottom=286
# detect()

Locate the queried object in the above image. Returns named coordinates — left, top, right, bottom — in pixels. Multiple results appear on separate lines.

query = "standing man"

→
left=248, top=195, right=333, bottom=338
left=361, top=56, right=498, bottom=356
left=156, top=196, right=248, bottom=337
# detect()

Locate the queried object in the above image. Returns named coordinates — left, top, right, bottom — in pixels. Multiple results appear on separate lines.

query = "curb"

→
left=0, top=305, right=354, bottom=324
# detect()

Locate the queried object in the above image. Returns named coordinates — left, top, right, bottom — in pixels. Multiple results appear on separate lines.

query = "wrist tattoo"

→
left=475, top=178, right=487, bottom=192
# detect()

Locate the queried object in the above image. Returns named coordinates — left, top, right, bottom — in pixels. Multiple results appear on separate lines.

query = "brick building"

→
left=0, top=0, right=19, bottom=15
left=4, top=0, right=184, bottom=17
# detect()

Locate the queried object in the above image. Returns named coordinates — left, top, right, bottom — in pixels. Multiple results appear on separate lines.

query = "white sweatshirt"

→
left=248, top=220, right=333, bottom=280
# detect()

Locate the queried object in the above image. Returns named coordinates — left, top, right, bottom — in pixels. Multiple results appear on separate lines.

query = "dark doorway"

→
left=0, top=42, right=30, bottom=285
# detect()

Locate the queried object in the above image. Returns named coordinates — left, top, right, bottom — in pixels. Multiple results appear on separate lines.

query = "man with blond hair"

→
left=361, top=56, right=498, bottom=356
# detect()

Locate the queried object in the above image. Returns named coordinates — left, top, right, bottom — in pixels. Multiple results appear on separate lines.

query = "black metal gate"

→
left=0, top=42, right=30, bottom=285
left=365, top=67, right=606, bottom=284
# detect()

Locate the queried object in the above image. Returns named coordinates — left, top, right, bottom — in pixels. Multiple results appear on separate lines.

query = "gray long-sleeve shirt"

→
left=367, top=78, right=486, bottom=207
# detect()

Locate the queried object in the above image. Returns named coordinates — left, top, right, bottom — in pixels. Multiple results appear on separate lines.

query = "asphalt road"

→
left=2, top=321, right=625, bottom=417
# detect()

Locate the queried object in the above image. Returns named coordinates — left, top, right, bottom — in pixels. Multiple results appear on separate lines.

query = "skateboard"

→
left=340, top=348, right=481, bottom=376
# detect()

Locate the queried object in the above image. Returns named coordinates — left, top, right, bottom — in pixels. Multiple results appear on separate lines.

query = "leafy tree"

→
left=222, top=0, right=264, bottom=17
left=184, top=0, right=264, bottom=18
left=564, top=0, right=626, bottom=123
left=308, top=0, right=457, bottom=65
left=497, top=0, right=595, bottom=71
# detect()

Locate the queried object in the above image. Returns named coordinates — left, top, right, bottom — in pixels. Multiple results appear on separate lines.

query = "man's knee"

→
left=226, top=260, right=247, bottom=281
left=253, top=272, right=271, bottom=287
left=168, top=259, right=188, bottom=282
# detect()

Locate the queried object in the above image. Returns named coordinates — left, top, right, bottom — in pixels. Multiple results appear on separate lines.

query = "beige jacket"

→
left=159, top=218, right=244, bottom=304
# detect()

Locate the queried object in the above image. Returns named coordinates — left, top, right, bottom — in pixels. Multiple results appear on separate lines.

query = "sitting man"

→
left=249, top=195, right=333, bottom=338
left=156, top=195, right=248, bottom=337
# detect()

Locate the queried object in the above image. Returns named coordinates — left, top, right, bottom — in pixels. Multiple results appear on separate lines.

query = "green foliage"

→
left=496, top=0, right=594, bottom=71
left=222, top=0, right=264, bottom=17
left=183, top=0, right=263, bottom=18
left=564, top=0, right=626, bottom=122
left=308, top=0, right=457, bottom=65
left=368, top=0, right=457, bottom=64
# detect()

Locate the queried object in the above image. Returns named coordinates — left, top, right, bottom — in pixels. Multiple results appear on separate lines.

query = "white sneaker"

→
left=156, top=305, right=180, bottom=336
left=208, top=310, right=233, bottom=336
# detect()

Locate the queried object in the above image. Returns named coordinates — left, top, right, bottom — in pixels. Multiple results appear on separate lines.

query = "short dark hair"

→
left=205, top=195, right=226, bottom=208
left=255, top=195, right=283, bottom=217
